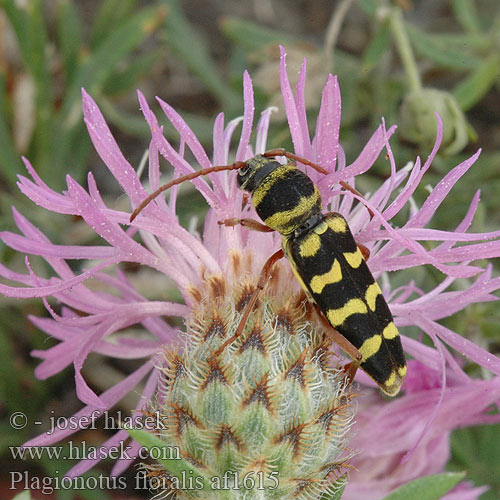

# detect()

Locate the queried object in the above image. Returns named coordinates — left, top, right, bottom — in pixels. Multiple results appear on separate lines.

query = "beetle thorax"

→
left=248, top=161, right=322, bottom=235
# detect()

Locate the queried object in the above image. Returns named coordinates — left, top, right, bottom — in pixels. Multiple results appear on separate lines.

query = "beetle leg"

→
left=218, top=218, right=274, bottom=233
left=357, top=243, right=370, bottom=261
left=214, top=249, right=284, bottom=356
left=312, top=303, right=362, bottom=386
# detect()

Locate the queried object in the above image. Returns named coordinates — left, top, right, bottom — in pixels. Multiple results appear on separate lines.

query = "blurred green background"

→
left=1, top=0, right=500, bottom=498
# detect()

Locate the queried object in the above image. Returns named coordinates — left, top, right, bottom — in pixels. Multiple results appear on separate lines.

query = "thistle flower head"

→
left=141, top=269, right=354, bottom=499
left=2, top=45, right=500, bottom=499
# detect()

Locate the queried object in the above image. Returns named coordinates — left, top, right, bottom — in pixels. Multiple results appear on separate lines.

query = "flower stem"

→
left=324, top=0, right=355, bottom=65
left=389, top=6, right=422, bottom=92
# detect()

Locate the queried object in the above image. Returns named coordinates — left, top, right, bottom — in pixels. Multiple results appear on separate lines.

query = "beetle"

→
left=130, top=149, right=407, bottom=396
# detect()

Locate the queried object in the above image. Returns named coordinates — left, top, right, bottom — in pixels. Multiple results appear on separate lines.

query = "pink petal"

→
left=383, top=115, right=443, bottom=220
left=0, top=256, right=120, bottom=298
left=137, top=91, right=217, bottom=207
left=156, top=97, right=211, bottom=169
left=417, top=316, right=500, bottom=375
left=235, top=70, right=254, bottom=161
left=82, top=89, right=148, bottom=206
left=314, top=74, right=341, bottom=175
left=255, top=107, right=276, bottom=155
left=279, top=46, right=307, bottom=157
left=295, top=58, right=312, bottom=158
left=212, top=112, right=226, bottom=165
left=407, top=149, right=481, bottom=229
left=65, top=429, right=131, bottom=477
left=66, top=176, right=161, bottom=269
left=24, top=359, right=154, bottom=446
left=0, top=230, right=117, bottom=259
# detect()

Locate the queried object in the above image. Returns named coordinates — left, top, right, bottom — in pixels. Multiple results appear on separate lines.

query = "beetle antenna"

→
left=130, top=162, right=245, bottom=222
left=263, top=148, right=329, bottom=175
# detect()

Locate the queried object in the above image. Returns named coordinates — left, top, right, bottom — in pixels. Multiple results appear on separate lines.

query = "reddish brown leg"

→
left=218, top=218, right=274, bottom=233
left=357, top=243, right=370, bottom=261
left=214, top=249, right=284, bottom=356
left=312, top=303, right=362, bottom=386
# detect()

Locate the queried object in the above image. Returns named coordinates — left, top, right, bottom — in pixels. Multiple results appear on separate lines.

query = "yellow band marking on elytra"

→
left=315, top=221, right=329, bottom=234
left=383, top=371, right=396, bottom=388
left=309, top=259, right=342, bottom=294
left=252, top=165, right=295, bottom=208
left=326, top=215, right=348, bottom=234
left=264, top=188, right=321, bottom=232
left=299, top=233, right=321, bottom=258
left=382, top=367, right=406, bottom=396
left=344, top=248, right=363, bottom=269
left=327, top=298, right=368, bottom=327
left=365, top=282, right=382, bottom=311
left=297, top=221, right=329, bottom=258
left=359, top=334, right=382, bottom=360
left=382, top=322, right=399, bottom=340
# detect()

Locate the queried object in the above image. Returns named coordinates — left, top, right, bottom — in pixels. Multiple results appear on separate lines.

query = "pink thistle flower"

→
left=1, top=45, right=500, bottom=498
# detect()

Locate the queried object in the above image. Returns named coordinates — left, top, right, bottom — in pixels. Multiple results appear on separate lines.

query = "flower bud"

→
left=400, top=88, right=468, bottom=155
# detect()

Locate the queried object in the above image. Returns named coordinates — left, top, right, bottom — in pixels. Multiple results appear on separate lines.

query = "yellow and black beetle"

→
left=131, top=149, right=407, bottom=396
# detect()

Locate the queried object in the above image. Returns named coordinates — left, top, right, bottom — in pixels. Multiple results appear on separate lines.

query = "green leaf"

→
left=1, top=0, right=36, bottom=69
left=98, top=96, right=215, bottom=144
left=407, top=24, right=479, bottom=70
left=127, top=428, right=210, bottom=489
left=362, top=21, right=391, bottom=71
left=3, top=0, right=54, bottom=172
left=220, top=16, right=298, bottom=51
left=0, top=323, right=24, bottom=413
left=450, top=0, right=482, bottom=33
left=453, top=53, right=500, bottom=110
left=450, top=423, right=500, bottom=500
left=0, top=74, right=24, bottom=185
left=357, top=0, right=378, bottom=16
left=49, top=5, right=165, bottom=184
left=159, top=0, right=240, bottom=111
left=61, top=5, right=165, bottom=119
left=101, top=50, right=161, bottom=96
left=381, top=472, right=466, bottom=500
left=90, top=0, right=136, bottom=48
left=432, top=33, right=489, bottom=51
left=56, top=0, right=83, bottom=86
